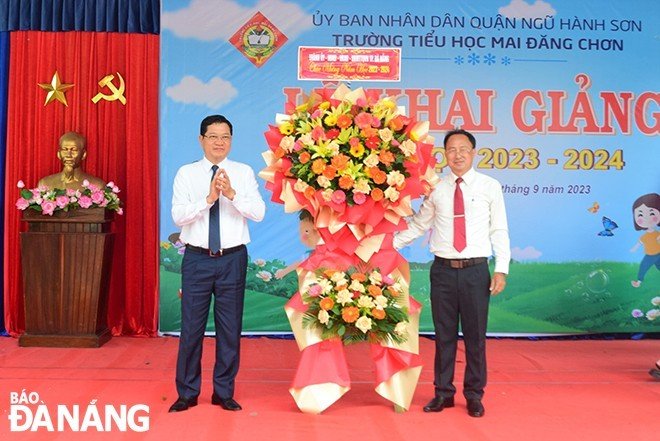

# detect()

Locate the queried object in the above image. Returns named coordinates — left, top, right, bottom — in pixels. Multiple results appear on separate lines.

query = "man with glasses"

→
left=169, top=115, right=265, bottom=413
left=394, top=129, right=510, bottom=418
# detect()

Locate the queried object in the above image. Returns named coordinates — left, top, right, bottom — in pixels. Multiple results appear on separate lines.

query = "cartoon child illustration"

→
left=630, top=193, right=660, bottom=288
left=275, top=209, right=320, bottom=279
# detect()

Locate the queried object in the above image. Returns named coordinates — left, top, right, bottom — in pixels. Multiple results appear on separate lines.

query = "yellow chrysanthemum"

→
left=323, top=114, right=338, bottom=127
left=349, top=143, right=365, bottom=158
left=279, top=121, right=294, bottom=135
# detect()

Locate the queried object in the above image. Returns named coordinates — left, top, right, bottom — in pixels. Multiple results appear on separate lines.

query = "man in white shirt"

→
left=394, top=129, right=510, bottom=418
left=169, top=115, right=265, bottom=413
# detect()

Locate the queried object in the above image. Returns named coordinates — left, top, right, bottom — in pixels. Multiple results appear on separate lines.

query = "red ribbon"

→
left=371, top=345, right=423, bottom=386
left=290, top=339, right=351, bottom=389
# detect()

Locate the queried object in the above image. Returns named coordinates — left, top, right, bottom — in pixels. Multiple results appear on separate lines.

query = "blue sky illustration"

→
left=159, top=0, right=659, bottom=265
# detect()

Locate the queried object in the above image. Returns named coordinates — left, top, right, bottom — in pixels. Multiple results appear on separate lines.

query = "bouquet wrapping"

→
left=261, top=85, right=438, bottom=413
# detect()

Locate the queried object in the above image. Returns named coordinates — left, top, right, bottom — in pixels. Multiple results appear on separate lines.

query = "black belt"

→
left=185, top=244, right=245, bottom=257
left=435, top=256, right=488, bottom=269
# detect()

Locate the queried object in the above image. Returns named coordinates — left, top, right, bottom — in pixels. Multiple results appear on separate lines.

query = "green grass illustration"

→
left=159, top=261, right=659, bottom=334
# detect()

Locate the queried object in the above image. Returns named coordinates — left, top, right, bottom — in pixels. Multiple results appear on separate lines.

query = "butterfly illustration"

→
left=597, top=216, right=618, bottom=236
left=587, top=202, right=600, bottom=213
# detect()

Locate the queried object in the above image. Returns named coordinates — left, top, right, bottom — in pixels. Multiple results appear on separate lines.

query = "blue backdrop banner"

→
left=158, top=0, right=659, bottom=335
left=0, top=0, right=160, bottom=34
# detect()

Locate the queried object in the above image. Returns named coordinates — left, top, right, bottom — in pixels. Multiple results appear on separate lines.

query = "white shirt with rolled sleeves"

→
left=172, top=157, right=265, bottom=249
left=393, top=168, right=510, bottom=274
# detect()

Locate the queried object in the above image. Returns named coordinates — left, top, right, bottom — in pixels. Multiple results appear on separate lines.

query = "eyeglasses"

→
left=445, top=146, right=473, bottom=156
left=204, top=134, right=232, bottom=143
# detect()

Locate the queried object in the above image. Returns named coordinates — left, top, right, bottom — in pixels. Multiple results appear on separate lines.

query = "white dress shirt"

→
left=172, top=157, right=265, bottom=249
left=394, top=168, right=510, bottom=274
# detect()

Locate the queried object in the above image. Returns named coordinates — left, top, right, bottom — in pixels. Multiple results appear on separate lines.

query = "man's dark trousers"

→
left=175, top=245, right=248, bottom=400
left=429, top=259, right=490, bottom=400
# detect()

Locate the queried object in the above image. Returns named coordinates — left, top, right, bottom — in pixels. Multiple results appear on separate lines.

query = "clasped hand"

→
left=207, top=168, right=235, bottom=203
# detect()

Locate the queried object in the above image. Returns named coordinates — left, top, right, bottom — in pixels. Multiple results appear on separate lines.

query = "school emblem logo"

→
left=229, top=12, right=288, bottom=68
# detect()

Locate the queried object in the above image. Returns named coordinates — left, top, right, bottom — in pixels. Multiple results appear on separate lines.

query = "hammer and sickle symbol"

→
left=92, top=72, right=126, bottom=105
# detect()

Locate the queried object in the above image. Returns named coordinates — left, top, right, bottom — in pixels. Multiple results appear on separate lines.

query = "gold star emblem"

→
left=38, top=71, right=74, bottom=106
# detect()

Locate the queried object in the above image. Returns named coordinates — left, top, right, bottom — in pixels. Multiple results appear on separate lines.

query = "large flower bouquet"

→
left=262, top=84, right=437, bottom=219
left=15, top=180, right=123, bottom=215
left=301, top=268, right=409, bottom=345
left=262, top=85, right=434, bottom=412
left=277, top=94, right=415, bottom=207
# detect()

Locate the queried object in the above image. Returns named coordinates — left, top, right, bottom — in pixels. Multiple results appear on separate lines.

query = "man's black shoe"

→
left=168, top=397, right=198, bottom=413
left=423, top=396, right=455, bottom=412
left=650, top=368, right=660, bottom=380
left=467, top=399, right=485, bottom=417
left=212, top=394, right=242, bottom=411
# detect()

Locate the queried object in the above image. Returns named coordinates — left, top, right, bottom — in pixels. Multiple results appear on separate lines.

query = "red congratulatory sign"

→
left=298, top=47, right=401, bottom=82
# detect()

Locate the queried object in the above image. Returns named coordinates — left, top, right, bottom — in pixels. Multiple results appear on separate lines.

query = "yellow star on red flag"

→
left=38, top=71, right=74, bottom=106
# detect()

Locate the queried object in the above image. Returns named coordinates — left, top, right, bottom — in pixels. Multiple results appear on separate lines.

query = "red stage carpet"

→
left=0, top=336, right=657, bottom=440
